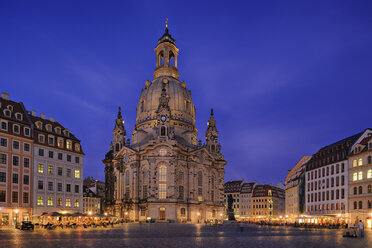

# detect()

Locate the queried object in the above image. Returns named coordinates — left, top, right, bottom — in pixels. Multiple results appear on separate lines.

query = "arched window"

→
left=368, top=156, right=372, bottom=164
left=211, top=145, right=215, bottom=152
left=353, top=172, right=357, bottom=181
left=158, top=51, right=164, bottom=66
left=359, top=201, right=363, bottom=209
left=169, top=51, right=175, bottom=66
left=159, top=165, right=167, bottom=182
left=353, top=160, right=357, bottom=167
left=354, top=187, right=357, bottom=195
left=178, top=171, right=184, bottom=185
left=197, top=171, right=203, bottom=201
left=161, top=126, right=166, bottom=136
left=368, top=169, right=372, bottom=179
left=354, top=201, right=357, bottom=209
left=159, top=164, right=167, bottom=199
left=115, top=143, right=120, bottom=152
left=197, top=171, right=203, bottom=187
left=142, top=168, right=147, bottom=199
left=358, top=158, right=363, bottom=166
left=359, top=186, right=363, bottom=194
left=180, top=208, right=186, bottom=217
left=125, top=170, right=130, bottom=185
left=358, top=171, right=363, bottom=180
left=368, top=185, right=372, bottom=193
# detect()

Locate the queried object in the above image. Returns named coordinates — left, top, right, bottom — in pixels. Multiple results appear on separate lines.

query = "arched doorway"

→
left=159, top=207, right=166, bottom=220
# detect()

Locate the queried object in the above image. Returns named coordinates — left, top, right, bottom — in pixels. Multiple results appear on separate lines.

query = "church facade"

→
left=103, top=26, right=227, bottom=223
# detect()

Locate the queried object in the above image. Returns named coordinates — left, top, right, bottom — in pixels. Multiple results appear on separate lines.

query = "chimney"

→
left=49, top=116, right=55, bottom=122
left=40, top=113, right=46, bottom=119
left=30, top=110, right=36, bottom=116
left=1, top=92, right=9, bottom=100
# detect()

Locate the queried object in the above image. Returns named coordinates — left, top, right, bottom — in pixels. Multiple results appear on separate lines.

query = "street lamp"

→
left=125, top=212, right=128, bottom=216
left=88, top=211, right=92, bottom=216
left=14, top=209, right=19, bottom=214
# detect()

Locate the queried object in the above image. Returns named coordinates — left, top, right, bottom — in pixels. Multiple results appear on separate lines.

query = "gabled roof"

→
left=224, top=180, right=243, bottom=193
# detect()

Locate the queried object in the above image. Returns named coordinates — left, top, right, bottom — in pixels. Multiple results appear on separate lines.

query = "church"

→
left=103, top=24, right=227, bottom=223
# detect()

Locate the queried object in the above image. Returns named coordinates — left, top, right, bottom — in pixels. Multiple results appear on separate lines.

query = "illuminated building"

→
left=103, top=23, right=226, bottom=223
left=252, top=185, right=285, bottom=219
left=348, top=129, right=372, bottom=228
left=285, top=156, right=311, bottom=219
left=29, top=112, right=84, bottom=217
left=0, top=92, right=32, bottom=226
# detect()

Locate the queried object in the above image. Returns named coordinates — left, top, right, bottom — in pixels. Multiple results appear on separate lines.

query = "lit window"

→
left=75, top=144, right=80, bottom=152
left=57, top=198, right=62, bottom=206
left=358, top=171, right=363, bottom=180
left=159, top=184, right=166, bottom=199
left=66, top=198, right=71, bottom=207
left=48, top=165, right=53, bottom=175
left=38, top=163, right=44, bottom=173
left=75, top=170, right=80, bottom=179
left=358, top=158, right=363, bottom=166
left=368, top=169, right=372, bottom=179
left=37, top=196, right=43, bottom=206
left=66, top=140, right=72, bottom=150
left=353, top=173, right=357, bottom=181
left=48, top=197, right=53, bottom=206
left=159, top=164, right=167, bottom=182
left=74, top=199, right=79, bottom=207
left=353, top=160, right=357, bottom=167
left=57, top=138, right=63, bottom=148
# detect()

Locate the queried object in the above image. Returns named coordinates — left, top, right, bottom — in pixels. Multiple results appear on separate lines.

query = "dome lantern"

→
left=154, top=19, right=179, bottom=79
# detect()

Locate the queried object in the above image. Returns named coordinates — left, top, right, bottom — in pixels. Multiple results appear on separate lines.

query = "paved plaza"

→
left=0, top=223, right=370, bottom=248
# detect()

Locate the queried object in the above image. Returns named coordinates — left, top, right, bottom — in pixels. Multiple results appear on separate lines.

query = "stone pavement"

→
left=0, top=223, right=370, bottom=248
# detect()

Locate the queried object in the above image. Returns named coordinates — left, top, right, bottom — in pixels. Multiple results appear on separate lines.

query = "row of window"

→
left=37, top=148, right=80, bottom=163
left=0, top=138, right=31, bottom=152
left=352, top=170, right=372, bottom=181
left=37, top=135, right=80, bottom=151
left=0, top=121, right=30, bottom=136
left=1, top=107, right=23, bottom=120
left=0, top=153, right=30, bottom=167
left=37, top=196, right=79, bottom=207
left=37, top=181, right=80, bottom=193
left=308, top=176, right=345, bottom=191
left=307, top=189, right=345, bottom=202
left=353, top=200, right=372, bottom=210
left=308, top=203, right=345, bottom=212
left=37, top=163, right=80, bottom=178
left=0, top=172, right=29, bottom=184
left=0, top=190, right=29, bottom=204
left=352, top=185, right=372, bottom=195
left=308, top=163, right=345, bottom=181
left=352, top=157, right=372, bottom=167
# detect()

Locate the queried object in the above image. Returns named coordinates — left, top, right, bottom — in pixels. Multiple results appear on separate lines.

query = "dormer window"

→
left=4, top=109, right=11, bottom=117
left=45, top=124, right=52, bottom=132
left=36, top=121, right=42, bottom=129
left=39, top=134, right=45, bottom=143
left=75, top=143, right=80, bottom=152
left=7, top=105, right=13, bottom=111
left=13, top=124, right=20, bottom=134
left=64, top=129, right=70, bottom=137
left=55, top=127, right=61, bottom=134
left=15, top=113, right=22, bottom=120
left=48, top=136, right=54, bottom=145
left=57, top=138, right=63, bottom=148
left=66, top=140, right=72, bottom=150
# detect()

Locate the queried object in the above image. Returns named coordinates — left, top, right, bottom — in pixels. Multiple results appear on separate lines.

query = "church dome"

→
left=136, top=76, right=195, bottom=126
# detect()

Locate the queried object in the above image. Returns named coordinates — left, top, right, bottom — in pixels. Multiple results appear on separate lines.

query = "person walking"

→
left=357, top=220, right=364, bottom=238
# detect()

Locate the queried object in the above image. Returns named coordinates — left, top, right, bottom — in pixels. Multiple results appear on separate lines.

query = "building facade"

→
left=29, top=112, right=84, bottom=216
left=252, top=185, right=285, bottom=219
left=285, top=156, right=311, bottom=219
left=348, top=129, right=372, bottom=228
left=103, top=25, right=226, bottom=223
left=0, top=93, right=33, bottom=226
left=239, top=182, right=256, bottom=218
left=223, top=180, right=244, bottom=216
left=305, top=132, right=364, bottom=222
left=83, top=186, right=101, bottom=214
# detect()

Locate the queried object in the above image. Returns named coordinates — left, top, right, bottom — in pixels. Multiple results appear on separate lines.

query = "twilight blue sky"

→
left=1, top=1, right=372, bottom=184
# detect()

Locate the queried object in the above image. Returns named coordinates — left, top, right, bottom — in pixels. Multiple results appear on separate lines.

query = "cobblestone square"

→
left=0, top=224, right=371, bottom=248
